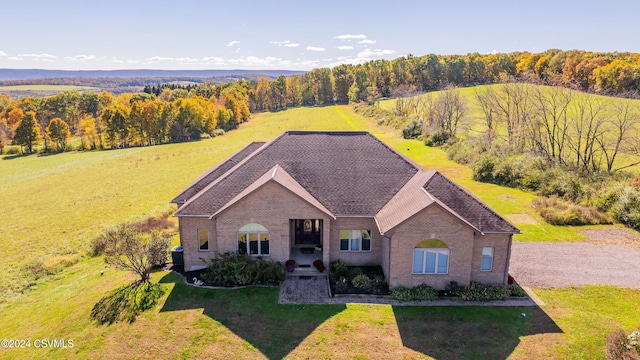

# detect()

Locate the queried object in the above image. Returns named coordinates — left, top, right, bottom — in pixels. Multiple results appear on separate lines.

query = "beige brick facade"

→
left=469, top=233, right=511, bottom=285
left=179, top=217, right=217, bottom=270
left=179, top=184, right=512, bottom=288
left=387, top=205, right=475, bottom=290
left=329, top=217, right=382, bottom=266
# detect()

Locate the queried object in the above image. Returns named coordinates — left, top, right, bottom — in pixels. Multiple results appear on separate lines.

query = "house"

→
left=172, top=131, right=519, bottom=289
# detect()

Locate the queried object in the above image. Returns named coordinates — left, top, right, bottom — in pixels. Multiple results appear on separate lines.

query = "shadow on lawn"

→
left=392, top=305, right=563, bottom=359
left=91, top=281, right=165, bottom=325
left=158, top=272, right=346, bottom=359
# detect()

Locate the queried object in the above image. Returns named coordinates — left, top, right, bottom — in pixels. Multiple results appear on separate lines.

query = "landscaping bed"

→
left=329, top=262, right=389, bottom=296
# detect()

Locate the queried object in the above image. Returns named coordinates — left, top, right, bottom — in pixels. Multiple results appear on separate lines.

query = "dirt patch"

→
left=504, top=213, right=538, bottom=225
left=583, top=226, right=640, bottom=249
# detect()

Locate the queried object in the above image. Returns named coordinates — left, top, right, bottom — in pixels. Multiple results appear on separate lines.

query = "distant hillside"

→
left=0, top=69, right=306, bottom=81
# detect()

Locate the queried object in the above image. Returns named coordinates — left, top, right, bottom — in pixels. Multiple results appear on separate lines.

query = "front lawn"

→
left=2, top=256, right=639, bottom=359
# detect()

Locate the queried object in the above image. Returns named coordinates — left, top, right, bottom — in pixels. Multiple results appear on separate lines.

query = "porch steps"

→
left=287, top=266, right=326, bottom=277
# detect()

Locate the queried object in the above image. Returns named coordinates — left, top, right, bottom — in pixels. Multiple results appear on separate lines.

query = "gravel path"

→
left=509, top=242, right=640, bottom=289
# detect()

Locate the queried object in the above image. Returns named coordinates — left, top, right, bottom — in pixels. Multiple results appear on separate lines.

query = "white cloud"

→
left=306, top=46, right=326, bottom=52
left=227, top=56, right=281, bottom=66
left=111, top=59, right=124, bottom=63
left=337, top=46, right=354, bottom=50
left=202, top=56, right=225, bottom=64
left=335, top=34, right=366, bottom=40
left=227, top=40, right=240, bottom=47
left=175, top=57, right=198, bottom=63
left=359, top=39, right=376, bottom=44
left=145, top=56, right=174, bottom=62
left=0, top=50, right=7, bottom=57
left=8, top=57, right=23, bottom=61
left=269, top=40, right=300, bottom=48
left=64, top=54, right=96, bottom=61
left=357, top=48, right=395, bottom=58
left=20, top=53, right=57, bottom=59
left=325, top=48, right=396, bottom=68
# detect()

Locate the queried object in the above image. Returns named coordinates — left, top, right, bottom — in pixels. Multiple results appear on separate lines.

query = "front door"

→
left=292, top=219, right=322, bottom=246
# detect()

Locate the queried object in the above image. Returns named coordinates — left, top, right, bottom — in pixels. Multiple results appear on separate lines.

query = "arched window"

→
left=237, top=223, right=269, bottom=256
left=412, top=239, right=449, bottom=274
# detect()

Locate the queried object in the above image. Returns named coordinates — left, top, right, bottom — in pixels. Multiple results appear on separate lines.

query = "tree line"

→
left=0, top=82, right=251, bottom=153
left=248, top=49, right=640, bottom=113
left=3, top=48, right=640, bottom=154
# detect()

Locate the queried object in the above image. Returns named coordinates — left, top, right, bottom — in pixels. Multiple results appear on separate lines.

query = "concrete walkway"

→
left=278, top=275, right=542, bottom=306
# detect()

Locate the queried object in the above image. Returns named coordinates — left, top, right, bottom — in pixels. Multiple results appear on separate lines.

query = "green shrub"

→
left=351, top=274, right=372, bottom=291
left=446, top=138, right=489, bottom=164
left=423, top=129, right=451, bottom=146
left=371, top=275, right=388, bottom=294
left=402, top=119, right=423, bottom=139
left=472, top=154, right=498, bottom=182
left=391, top=284, right=438, bottom=301
left=201, top=252, right=285, bottom=286
left=539, top=174, right=584, bottom=201
left=330, top=260, right=349, bottom=279
left=611, top=186, right=640, bottom=230
left=411, top=284, right=438, bottom=301
left=508, top=285, right=528, bottom=297
left=391, top=286, right=414, bottom=301
left=212, top=129, right=225, bottom=137
left=451, top=282, right=510, bottom=301
left=348, top=267, right=363, bottom=279
left=335, top=277, right=348, bottom=293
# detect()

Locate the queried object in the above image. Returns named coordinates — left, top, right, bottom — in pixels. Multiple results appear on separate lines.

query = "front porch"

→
left=288, top=246, right=324, bottom=275
left=288, top=218, right=328, bottom=275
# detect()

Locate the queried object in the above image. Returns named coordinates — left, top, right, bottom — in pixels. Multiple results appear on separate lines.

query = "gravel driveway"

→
left=509, top=242, right=640, bottom=288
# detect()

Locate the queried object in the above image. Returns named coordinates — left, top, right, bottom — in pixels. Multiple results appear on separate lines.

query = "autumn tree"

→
left=7, top=108, right=23, bottom=135
left=101, top=103, right=131, bottom=148
left=14, top=111, right=42, bottom=153
left=78, top=115, right=98, bottom=150
left=46, top=118, right=71, bottom=152
left=99, top=225, right=171, bottom=283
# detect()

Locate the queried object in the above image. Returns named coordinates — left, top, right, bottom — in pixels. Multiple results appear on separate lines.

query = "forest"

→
left=1, top=48, right=640, bottom=155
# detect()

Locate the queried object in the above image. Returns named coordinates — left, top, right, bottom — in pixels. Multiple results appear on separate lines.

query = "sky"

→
left=1, top=0, right=639, bottom=71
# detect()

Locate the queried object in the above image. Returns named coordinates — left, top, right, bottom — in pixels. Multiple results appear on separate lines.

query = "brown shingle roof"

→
left=375, top=170, right=483, bottom=234
left=171, top=141, right=265, bottom=204
left=424, top=172, right=520, bottom=234
left=173, top=131, right=519, bottom=235
left=174, top=131, right=419, bottom=217
left=211, top=164, right=335, bottom=219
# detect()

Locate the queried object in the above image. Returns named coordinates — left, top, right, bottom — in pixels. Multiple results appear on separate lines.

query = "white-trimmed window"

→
left=198, top=229, right=209, bottom=251
left=237, top=223, right=269, bottom=256
left=481, top=247, right=494, bottom=271
left=339, top=230, right=371, bottom=252
left=412, top=239, right=449, bottom=274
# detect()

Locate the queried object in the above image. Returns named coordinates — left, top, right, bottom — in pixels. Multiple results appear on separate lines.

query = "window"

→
left=237, top=223, right=269, bottom=256
left=412, top=239, right=449, bottom=274
left=339, top=230, right=371, bottom=252
left=198, top=229, right=209, bottom=251
left=481, top=247, right=494, bottom=271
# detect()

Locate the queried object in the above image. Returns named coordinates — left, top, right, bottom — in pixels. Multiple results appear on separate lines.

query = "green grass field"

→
left=1, top=103, right=638, bottom=359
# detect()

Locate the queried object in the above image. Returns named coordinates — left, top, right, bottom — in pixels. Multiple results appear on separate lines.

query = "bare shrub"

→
left=533, top=196, right=612, bottom=225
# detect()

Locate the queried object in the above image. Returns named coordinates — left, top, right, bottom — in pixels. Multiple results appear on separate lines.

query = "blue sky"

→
left=1, top=0, right=638, bottom=70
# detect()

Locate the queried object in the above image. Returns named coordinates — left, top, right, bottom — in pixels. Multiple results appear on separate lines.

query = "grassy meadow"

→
left=1, top=102, right=639, bottom=359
